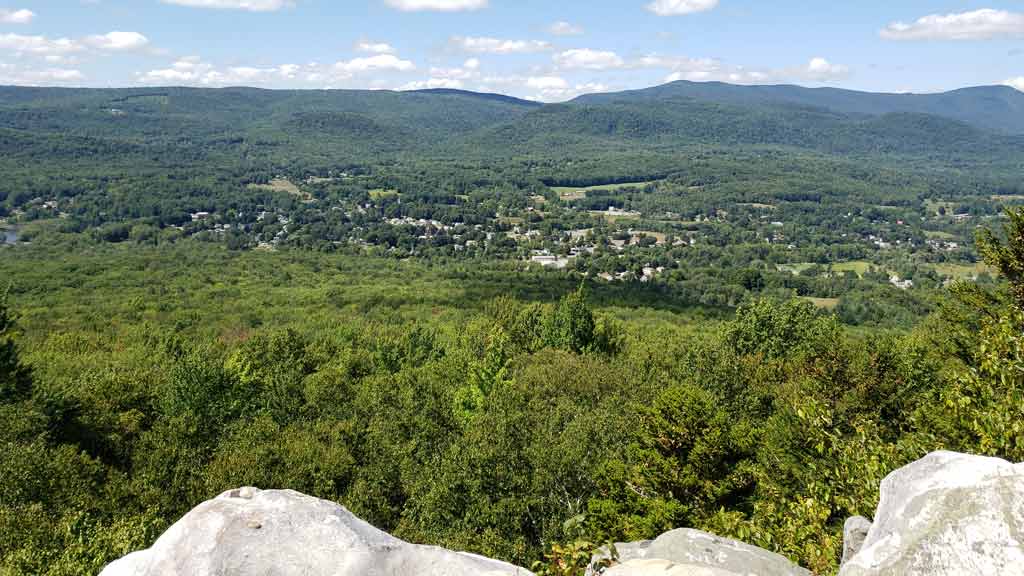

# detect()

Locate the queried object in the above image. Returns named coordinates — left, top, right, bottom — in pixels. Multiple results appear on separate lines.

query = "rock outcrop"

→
left=99, top=487, right=532, bottom=576
left=100, top=451, right=1024, bottom=576
left=841, top=516, right=872, bottom=565
left=591, top=528, right=811, bottom=576
left=840, top=451, right=1024, bottom=576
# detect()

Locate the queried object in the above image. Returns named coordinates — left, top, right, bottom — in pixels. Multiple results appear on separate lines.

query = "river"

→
left=2, top=228, right=17, bottom=245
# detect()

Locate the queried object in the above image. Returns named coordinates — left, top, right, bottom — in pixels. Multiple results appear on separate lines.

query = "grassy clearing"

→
left=633, top=230, right=668, bottom=243
left=369, top=188, right=400, bottom=200
left=776, top=263, right=815, bottom=275
left=589, top=211, right=642, bottom=222
left=552, top=180, right=660, bottom=200
left=924, top=230, right=957, bottom=240
left=832, top=261, right=874, bottom=276
left=802, top=297, right=840, bottom=309
left=924, top=199, right=957, bottom=217
left=778, top=261, right=876, bottom=277
left=249, top=179, right=313, bottom=202
left=932, top=262, right=990, bottom=279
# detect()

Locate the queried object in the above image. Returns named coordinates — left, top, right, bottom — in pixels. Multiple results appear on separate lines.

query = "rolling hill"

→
left=573, top=81, right=1024, bottom=135
left=1, top=82, right=1023, bottom=169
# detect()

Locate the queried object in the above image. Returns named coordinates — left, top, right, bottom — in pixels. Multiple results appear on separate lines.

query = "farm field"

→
left=552, top=180, right=660, bottom=200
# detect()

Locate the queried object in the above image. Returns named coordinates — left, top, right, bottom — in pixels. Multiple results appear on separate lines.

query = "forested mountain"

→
left=2, top=82, right=1022, bottom=167
left=573, top=81, right=1024, bottom=135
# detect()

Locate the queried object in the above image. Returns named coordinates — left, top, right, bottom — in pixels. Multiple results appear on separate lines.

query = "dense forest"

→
left=2, top=83, right=1024, bottom=575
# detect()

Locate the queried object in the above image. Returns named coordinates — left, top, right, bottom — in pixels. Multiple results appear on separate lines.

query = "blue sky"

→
left=1, top=0, right=1022, bottom=100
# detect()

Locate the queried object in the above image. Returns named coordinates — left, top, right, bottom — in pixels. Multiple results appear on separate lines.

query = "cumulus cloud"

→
left=400, top=77, right=464, bottom=90
left=0, top=33, right=82, bottom=55
left=400, top=58, right=481, bottom=91
left=83, top=31, right=150, bottom=51
left=384, top=0, right=487, bottom=12
left=336, top=54, right=415, bottom=73
left=525, top=76, right=608, bottom=101
left=139, top=52, right=416, bottom=87
left=356, top=41, right=395, bottom=54
left=0, top=60, right=85, bottom=85
left=642, top=52, right=848, bottom=84
left=809, top=57, right=847, bottom=80
left=548, top=21, right=583, bottom=36
left=646, top=0, right=718, bottom=16
left=474, top=74, right=608, bottom=101
left=451, top=36, right=551, bottom=54
left=553, top=48, right=624, bottom=70
left=0, top=31, right=149, bottom=57
left=1005, top=77, right=1024, bottom=91
left=138, top=56, right=211, bottom=83
left=160, top=0, right=294, bottom=11
left=881, top=9, right=1024, bottom=41
left=0, top=8, right=35, bottom=24
left=140, top=57, right=309, bottom=85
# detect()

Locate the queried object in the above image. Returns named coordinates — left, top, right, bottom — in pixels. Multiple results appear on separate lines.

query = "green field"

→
left=802, top=296, right=840, bottom=309
left=778, top=261, right=876, bottom=277
left=932, top=262, right=990, bottom=279
left=369, top=188, right=400, bottom=199
left=924, top=199, right=957, bottom=216
left=552, top=180, right=660, bottom=199
left=832, top=261, right=875, bottom=276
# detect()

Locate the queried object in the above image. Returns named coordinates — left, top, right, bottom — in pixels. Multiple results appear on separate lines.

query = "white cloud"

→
left=0, top=60, right=84, bottom=85
left=278, top=64, right=300, bottom=78
left=138, top=57, right=210, bottom=83
left=400, top=57, right=481, bottom=91
left=0, top=8, right=34, bottom=24
left=451, top=36, right=551, bottom=54
left=548, top=21, right=583, bottom=36
left=522, top=76, right=610, bottom=101
left=385, top=0, right=487, bottom=12
left=881, top=9, right=1024, bottom=41
left=139, top=57, right=304, bottom=85
left=0, top=31, right=149, bottom=57
left=139, top=51, right=417, bottom=88
left=526, top=76, right=567, bottom=91
left=335, top=54, right=415, bottom=73
left=83, top=31, right=150, bottom=51
left=400, top=77, right=464, bottom=90
left=802, top=57, right=848, bottom=81
left=160, top=0, right=294, bottom=11
left=642, top=52, right=848, bottom=84
left=356, top=41, right=395, bottom=54
left=1005, top=77, right=1024, bottom=92
left=553, top=48, right=624, bottom=70
left=0, top=33, right=82, bottom=55
left=646, top=0, right=718, bottom=16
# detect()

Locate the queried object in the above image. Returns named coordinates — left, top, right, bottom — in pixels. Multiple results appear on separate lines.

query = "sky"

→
left=0, top=0, right=1022, bottom=101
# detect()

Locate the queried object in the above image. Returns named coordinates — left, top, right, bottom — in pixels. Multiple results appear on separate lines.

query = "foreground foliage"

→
left=2, top=211, right=1024, bottom=576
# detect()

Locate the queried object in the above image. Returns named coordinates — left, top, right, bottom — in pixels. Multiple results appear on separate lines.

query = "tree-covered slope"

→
left=1, top=83, right=1022, bottom=168
left=574, top=81, right=1024, bottom=135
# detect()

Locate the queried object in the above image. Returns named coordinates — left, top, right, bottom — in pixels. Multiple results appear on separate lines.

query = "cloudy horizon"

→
left=1, top=1, right=1022, bottom=101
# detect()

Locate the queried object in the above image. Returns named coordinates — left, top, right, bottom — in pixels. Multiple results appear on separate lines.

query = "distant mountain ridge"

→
left=1, top=81, right=1023, bottom=167
left=573, top=81, right=1024, bottom=135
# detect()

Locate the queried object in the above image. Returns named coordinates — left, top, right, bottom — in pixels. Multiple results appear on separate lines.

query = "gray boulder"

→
left=841, top=516, right=872, bottom=565
left=840, top=451, right=1024, bottom=576
left=595, top=528, right=810, bottom=576
left=604, top=558, right=736, bottom=576
left=100, top=487, right=532, bottom=576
